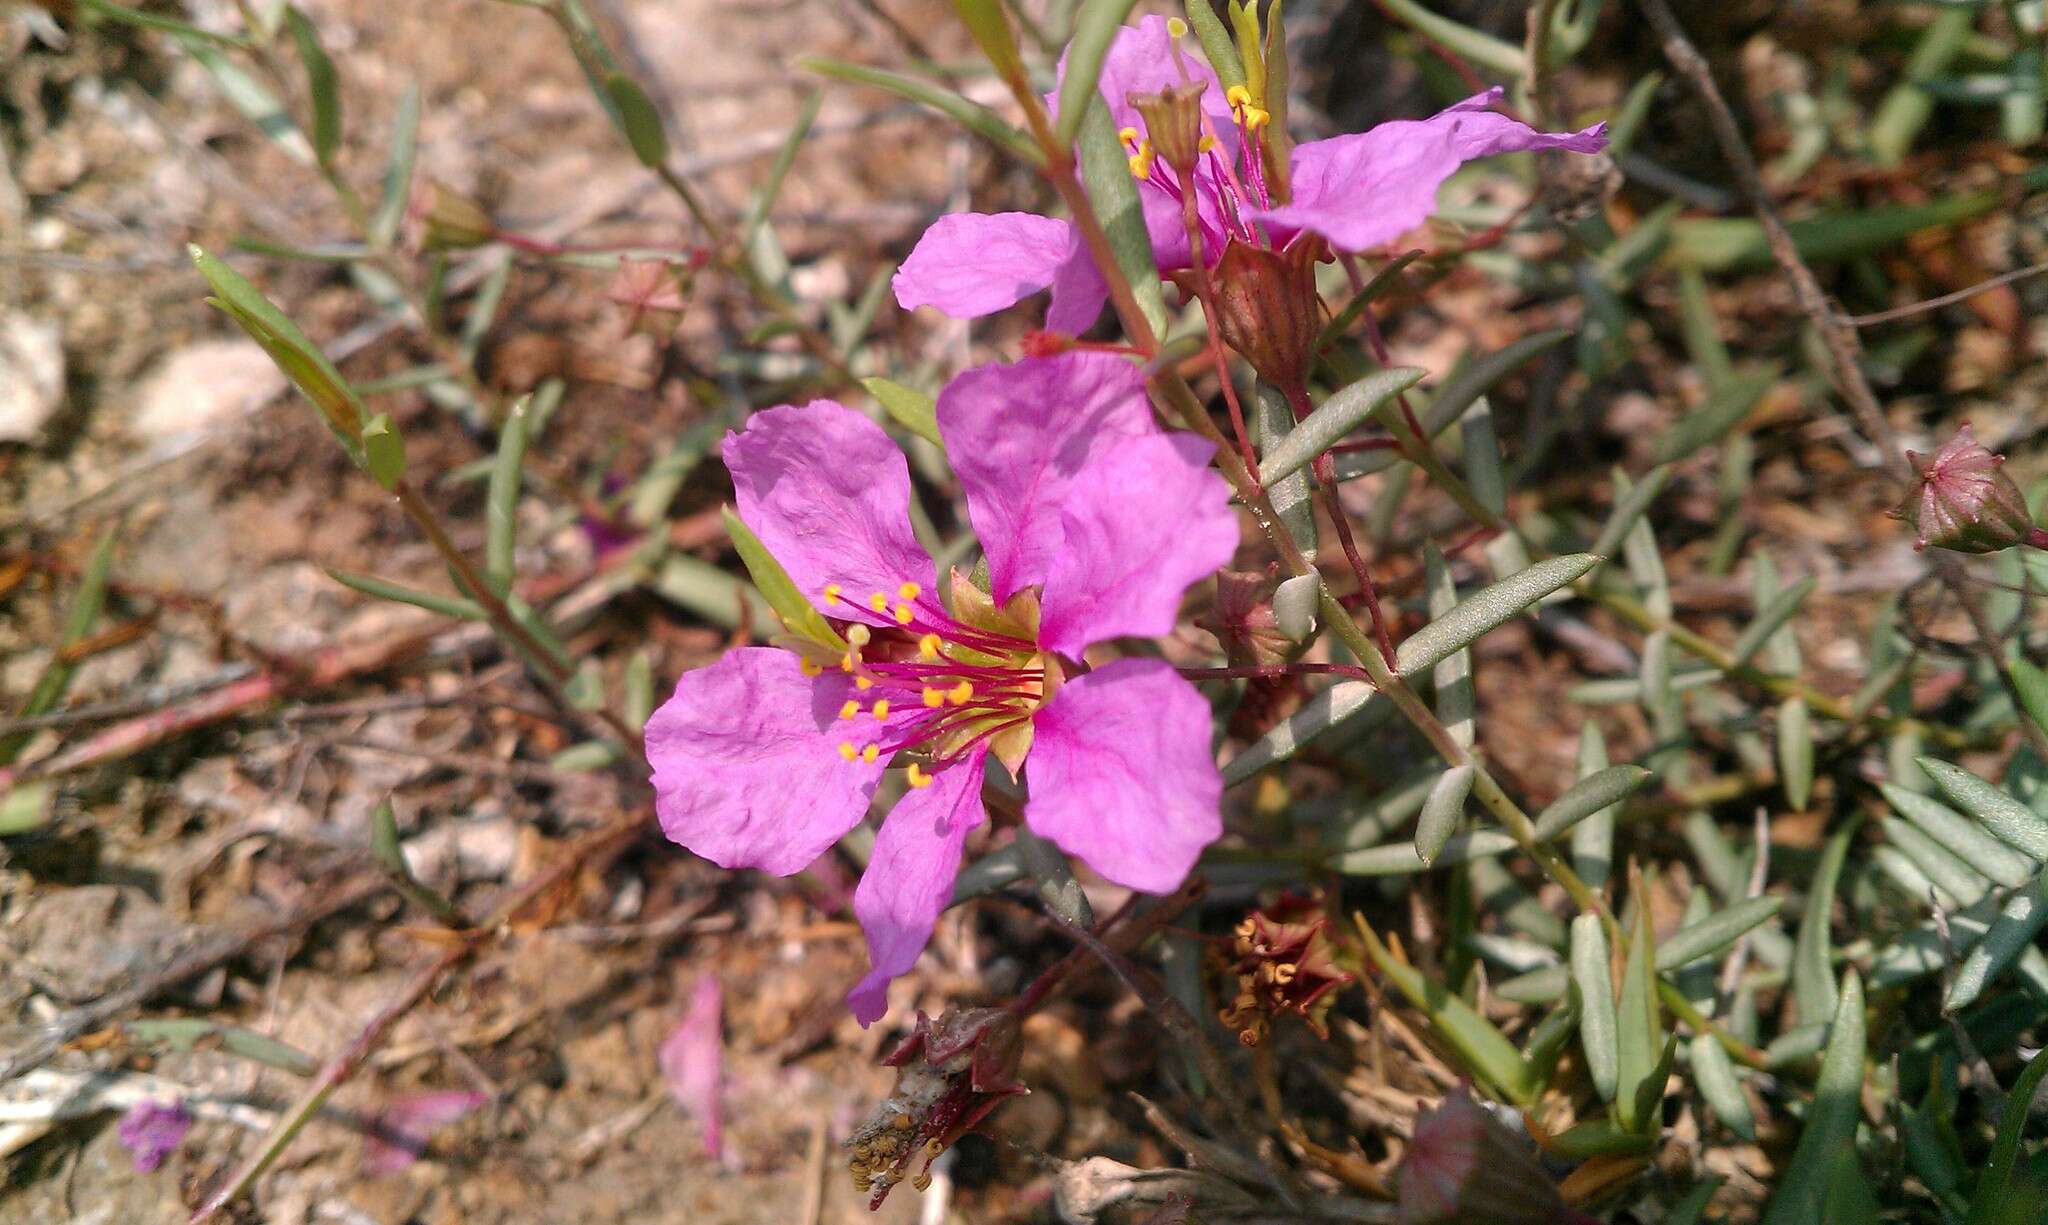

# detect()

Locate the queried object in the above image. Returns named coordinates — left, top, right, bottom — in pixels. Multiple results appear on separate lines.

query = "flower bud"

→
left=846, top=1008, right=1026, bottom=1208
left=403, top=178, right=496, bottom=252
left=1127, top=81, right=1210, bottom=178
left=1217, top=894, right=1353, bottom=1045
left=1897, top=424, right=2043, bottom=553
left=1180, top=235, right=1326, bottom=391
left=1398, top=1091, right=1592, bottom=1225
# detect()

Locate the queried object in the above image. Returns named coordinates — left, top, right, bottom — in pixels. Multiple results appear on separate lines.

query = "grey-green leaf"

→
left=1259, top=367, right=1425, bottom=485
left=604, top=73, right=669, bottom=168
left=1395, top=554, right=1597, bottom=677
left=1690, top=1031, right=1756, bottom=1140
left=1571, top=913, right=1620, bottom=1102
left=1883, top=782, right=2036, bottom=888
left=1054, top=0, right=1142, bottom=147
left=1221, top=682, right=1388, bottom=784
left=1946, top=869, right=2048, bottom=1012
left=1534, top=766, right=1652, bottom=842
left=863, top=377, right=943, bottom=449
left=1416, top=764, right=1474, bottom=867
left=282, top=6, right=340, bottom=166
left=1919, top=757, right=2048, bottom=861
left=1336, top=830, right=1515, bottom=876
left=1760, top=971, right=1866, bottom=1225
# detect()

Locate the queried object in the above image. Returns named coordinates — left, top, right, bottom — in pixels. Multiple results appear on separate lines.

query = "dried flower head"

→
left=1218, top=894, right=1354, bottom=1045
left=846, top=1008, right=1026, bottom=1208
left=1897, top=424, right=2044, bottom=553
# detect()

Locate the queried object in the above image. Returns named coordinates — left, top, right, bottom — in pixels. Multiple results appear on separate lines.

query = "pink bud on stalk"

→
left=1897, top=425, right=2047, bottom=554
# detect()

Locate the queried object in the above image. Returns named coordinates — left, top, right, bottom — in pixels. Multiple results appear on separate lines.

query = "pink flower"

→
left=658, top=975, right=725, bottom=1159
left=892, top=16, right=1607, bottom=332
left=646, top=352, right=1238, bottom=1024
left=116, top=1099, right=191, bottom=1173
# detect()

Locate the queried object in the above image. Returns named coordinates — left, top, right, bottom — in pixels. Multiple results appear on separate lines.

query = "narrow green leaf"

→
left=176, top=35, right=314, bottom=164
left=1013, top=825, right=1094, bottom=928
left=624, top=651, right=655, bottom=732
left=802, top=57, right=1040, bottom=164
left=1221, top=682, right=1389, bottom=783
left=1868, top=8, right=1973, bottom=167
left=1259, top=368, right=1425, bottom=485
left=1183, top=0, right=1246, bottom=92
left=653, top=556, right=782, bottom=637
left=741, top=90, right=822, bottom=246
left=1690, top=1030, right=1756, bottom=1139
left=127, top=1019, right=318, bottom=1077
left=1589, top=464, right=1673, bottom=565
left=1337, top=830, right=1515, bottom=876
left=282, top=6, right=340, bottom=166
left=1571, top=913, right=1620, bottom=1102
left=1394, top=554, right=1598, bottom=677
left=1075, top=96, right=1166, bottom=335
left=949, top=0, right=1027, bottom=82
left=1729, top=576, right=1817, bottom=668
left=3, top=524, right=119, bottom=763
left=863, top=377, right=943, bottom=450
left=1778, top=697, right=1813, bottom=811
left=1357, top=917, right=1535, bottom=1104
left=1534, top=766, right=1652, bottom=842
left=1665, top=1178, right=1723, bottom=1225
left=552, top=740, right=621, bottom=772
left=721, top=508, right=841, bottom=648
left=1416, top=764, right=1474, bottom=867
left=327, top=569, right=485, bottom=620
left=1371, top=0, right=1524, bottom=75
left=486, top=395, right=531, bottom=596
left=604, top=73, right=670, bottom=168
left=1424, top=546, right=1472, bottom=748
left=1946, top=869, right=2048, bottom=1012
left=1615, top=876, right=1664, bottom=1133
left=1275, top=573, right=1319, bottom=642
left=369, top=84, right=421, bottom=250
left=1760, top=971, right=1866, bottom=1225
left=1883, top=783, right=2036, bottom=888
left=190, top=245, right=367, bottom=454
left=1920, top=757, right=2048, bottom=861
left=1054, top=0, right=1141, bottom=147
left=1675, top=265, right=1732, bottom=387
left=2011, top=658, right=2048, bottom=740
left=78, top=0, right=251, bottom=46
left=1793, top=823, right=1854, bottom=1026
left=0, top=785, right=52, bottom=835
left=1253, top=384, right=1316, bottom=560
left=369, top=798, right=461, bottom=924
left=1572, top=722, right=1616, bottom=890
left=1421, top=330, right=1570, bottom=440
left=1966, top=1050, right=2048, bottom=1225
left=1655, top=897, right=1784, bottom=972
left=1653, top=365, right=1779, bottom=464
left=361, top=412, right=405, bottom=492
left=1884, top=817, right=1994, bottom=907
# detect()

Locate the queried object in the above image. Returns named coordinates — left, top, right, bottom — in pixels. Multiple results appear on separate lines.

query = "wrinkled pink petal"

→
left=847, top=748, right=991, bottom=1026
left=1037, top=432, right=1239, bottom=658
left=894, top=212, right=1103, bottom=331
left=116, top=1099, right=191, bottom=1173
left=364, top=1090, right=487, bottom=1175
left=649, top=648, right=906, bottom=875
left=1252, top=88, right=1608, bottom=253
left=1024, top=660, right=1222, bottom=893
left=659, top=975, right=725, bottom=1159
left=935, top=353, right=1158, bottom=604
left=723, top=401, right=936, bottom=627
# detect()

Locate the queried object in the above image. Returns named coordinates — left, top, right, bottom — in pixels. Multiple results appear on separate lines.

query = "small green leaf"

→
left=742, top=91, right=823, bottom=247
left=1336, top=830, right=1516, bottom=876
left=1778, top=697, right=1813, bottom=811
left=1589, top=465, right=1672, bottom=568
left=191, top=246, right=367, bottom=454
left=1534, top=766, right=1651, bottom=842
left=1615, top=876, right=1665, bottom=1133
left=282, top=6, right=340, bottom=166
left=1395, top=554, right=1598, bottom=677
left=1570, top=913, right=1620, bottom=1102
left=1882, top=783, right=2035, bottom=889
left=1966, top=1048, right=2048, bottom=1225
left=948, top=0, right=1027, bottom=84
left=361, top=412, right=405, bottom=491
left=1013, top=825, right=1093, bottom=928
left=176, top=34, right=314, bottom=164
left=1254, top=385, right=1316, bottom=560
left=552, top=740, right=621, bottom=772
left=1054, top=0, right=1142, bottom=147
left=1571, top=722, right=1616, bottom=890
left=1729, top=576, right=1816, bottom=668
left=1221, top=681, right=1390, bottom=783
left=127, top=1019, right=318, bottom=1077
left=1690, top=1030, right=1756, bottom=1140
left=802, top=57, right=1040, bottom=164
left=1424, top=546, right=1472, bottom=748
left=369, top=84, right=421, bottom=250
left=2012, top=658, right=2048, bottom=740
left=1258, top=367, right=1425, bottom=485
left=369, top=798, right=462, bottom=924
left=1653, top=365, right=1779, bottom=465
left=1357, top=916, right=1535, bottom=1104
left=1274, top=573, right=1319, bottom=642
left=604, top=73, right=670, bottom=168
left=1182, top=0, right=1246, bottom=92
left=1793, top=823, right=1854, bottom=1026
left=1655, top=896, right=1783, bottom=971
left=1946, top=869, right=2048, bottom=1012
left=0, top=784, right=53, bottom=836
left=721, top=508, right=841, bottom=649
left=1415, top=764, right=1474, bottom=867
left=3, top=524, right=119, bottom=764
left=486, top=395, right=532, bottom=596
left=1920, top=757, right=2048, bottom=861
left=1370, top=0, right=1524, bottom=75
left=1760, top=971, right=1866, bottom=1225
left=624, top=651, right=655, bottom=732
left=327, top=569, right=485, bottom=620
left=863, top=377, right=943, bottom=449
left=1074, top=96, right=1166, bottom=336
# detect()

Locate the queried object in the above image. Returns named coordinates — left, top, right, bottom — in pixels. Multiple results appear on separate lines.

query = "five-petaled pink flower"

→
left=892, top=15, right=1608, bottom=333
left=647, top=351, right=1239, bottom=1024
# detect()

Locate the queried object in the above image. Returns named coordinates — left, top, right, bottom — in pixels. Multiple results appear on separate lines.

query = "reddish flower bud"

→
left=1398, top=1091, right=1593, bottom=1225
left=1128, top=81, right=1210, bottom=177
left=403, top=178, right=496, bottom=253
left=1177, top=236, right=1326, bottom=391
left=1898, top=424, right=2044, bottom=554
left=1217, top=894, right=1354, bottom=1045
left=846, top=1008, right=1026, bottom=1208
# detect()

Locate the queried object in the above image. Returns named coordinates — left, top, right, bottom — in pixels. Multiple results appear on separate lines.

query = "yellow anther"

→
left=855, top=676, right=875, bottom=691
left=846, top=625, right=871, bottom=647
left=1118, top=125, right=1140, bottom=148
left=840, top=653, right=856, bottom=673
left=906, top=763, right=935, bottom=788
left=893, top=603, right=915, bottom=625
left=868, top=591, right=891, bottom=612
left=800, top=658, right=823, bottom=677
left=839, top=700, right=861, bottom=720
left=918, top=633, right=942, bottom=660
left=862, top=744, right=880, bottom=764
left=947, top=681, right=974, bottom=705
left=1198, top=133, right=1217, bottom=153
left=871, top=699, right=891, bottom=720
left=1128, top=143, right=1154, bottom=180
left=1227, top=85, right=1254, bottom=110
left=1166, top=15, right=1188, bottom=37
left=1242, top=105, right=1270, bottom=130
left=823, top=583, right=841, bottom=602
left=838, top=742, right=858, bottom=762
left=897, top=581, right=922, bottom=600
left=923, top=687, right=946, bottom=708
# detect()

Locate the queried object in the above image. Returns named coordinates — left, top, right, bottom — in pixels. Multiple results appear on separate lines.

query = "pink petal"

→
left=1024, top=660, right=1222, bottom=893
left=1251, top=88, right=1608, bottom=253
left=847, top=749, right=991, bottom=1026
left=648, top=648, right=904, bottom=876
left=894, top=212, right=1101, bottom=329
left=935, top=353, right=1158, bottom=604
left=1055, top=14, right=1236, bottom=148
left=659, top=975, right=725, bottom=1160
left=1036, top=432, right=1239, bottom=658
left=116, top=1100, right=191, bottom=1173
left=363, top=1090, right=487, bottom=1174
left=723, top=400, right=935, bottom=627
